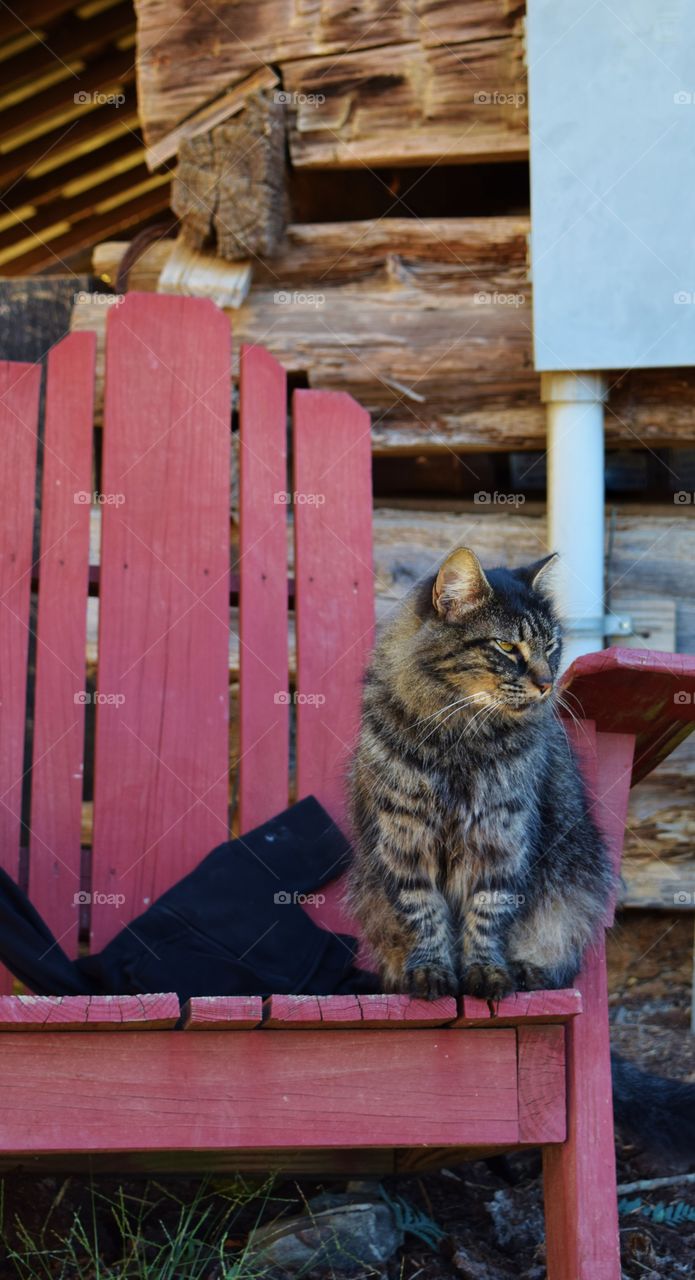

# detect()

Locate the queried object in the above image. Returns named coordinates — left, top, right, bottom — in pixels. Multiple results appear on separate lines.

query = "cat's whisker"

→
left=415, top=698, right=487, bottom=748
left=410, top=693, right=485, bottom=731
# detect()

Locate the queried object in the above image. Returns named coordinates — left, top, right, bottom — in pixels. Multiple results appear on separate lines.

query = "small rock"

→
left=246, top=1197, right=403, bottom=1276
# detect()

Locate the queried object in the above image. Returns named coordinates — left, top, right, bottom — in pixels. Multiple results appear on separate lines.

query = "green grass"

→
left=1, top=1175, right=284, bottom=1280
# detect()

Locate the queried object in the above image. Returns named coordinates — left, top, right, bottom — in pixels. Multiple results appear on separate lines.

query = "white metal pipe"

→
left=541, top=371, right=607, bottom=670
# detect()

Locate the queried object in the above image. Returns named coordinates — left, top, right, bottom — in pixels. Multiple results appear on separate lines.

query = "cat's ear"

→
left=433, top=548, right=492, bottom=620
left=517, top=553, right=559, bottom=592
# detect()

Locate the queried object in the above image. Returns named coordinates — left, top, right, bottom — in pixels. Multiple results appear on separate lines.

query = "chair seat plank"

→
left=30, top=333, right=95, bottom=955
left=181, top=996, right=263, bottom=1028
left=238, top=344, right=289, bottom=832
left=262, top=994, right=458, bottom=1027
left=453, top=989, right=582, bottom=1026
left=0, top=993, right=179, bottom=1030
left=0, top=359, right=41, bottom=994
left=92, top=294, right=231, bottom=950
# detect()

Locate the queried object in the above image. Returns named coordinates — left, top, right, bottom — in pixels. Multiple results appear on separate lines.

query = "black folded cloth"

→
left=0, top=797, right=378, bottom=1001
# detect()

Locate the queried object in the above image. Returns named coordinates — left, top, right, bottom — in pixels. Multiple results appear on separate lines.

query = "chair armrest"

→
left=562, top=647, right=695, bottom=784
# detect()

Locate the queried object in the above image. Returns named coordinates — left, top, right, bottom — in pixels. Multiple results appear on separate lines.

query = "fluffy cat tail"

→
left=611, top=1052, right=695, bottom=1159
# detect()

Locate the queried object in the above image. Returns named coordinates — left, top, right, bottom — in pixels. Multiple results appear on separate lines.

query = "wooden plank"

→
left=293, top=388, right=373, bottom=936
left=0, top=1147, right=397, bottom=1175
left=453, top=989, right=582, bottom=1026
left=517, top=1025, right=566, bottom=1145
left=181, top=996, right=263, bottom=1029
left=543, top=939, right=621, bottom=1280
left=0, top=1027, right=519, bottom=1151
left=29, top=334, right=95, bottom=955
left=238, top=345, right=289, bottom=831
left=293, top=389, right=374, bottom=824
left=0, top=994, right=179, bottom=1030
left=146, top=68, right=279, bottom=168
left=0, top=360, right=41, bottom=993
left=263, top=994, right=457, bottom=1028
left=592, top=732, right=636, bottom=922
left=91, top=294, right=231, bottom=949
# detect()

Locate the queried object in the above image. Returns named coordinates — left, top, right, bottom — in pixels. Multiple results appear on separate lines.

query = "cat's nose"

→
left=529, top=661, right=552, bottom=696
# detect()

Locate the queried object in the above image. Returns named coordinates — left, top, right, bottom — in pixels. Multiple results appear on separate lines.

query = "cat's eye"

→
left=494, top=640, right=516, bottom=654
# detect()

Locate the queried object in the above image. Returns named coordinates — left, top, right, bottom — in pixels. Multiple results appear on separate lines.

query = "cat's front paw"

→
left=403, top=958, right=458, bottom=1000
left=460, top=961, right=515, bottom=1000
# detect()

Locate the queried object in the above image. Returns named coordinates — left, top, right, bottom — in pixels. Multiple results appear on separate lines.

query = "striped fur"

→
left=347, top=548, right=614, bottom=999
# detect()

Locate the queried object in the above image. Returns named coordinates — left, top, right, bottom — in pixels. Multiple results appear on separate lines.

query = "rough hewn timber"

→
left=134, top=1, right=527, bottom=167
left=88, top=222, right=695, bottom=451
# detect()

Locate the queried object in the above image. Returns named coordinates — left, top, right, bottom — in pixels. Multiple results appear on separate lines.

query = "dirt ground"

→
left=0, top=910, right=693, bottom=1280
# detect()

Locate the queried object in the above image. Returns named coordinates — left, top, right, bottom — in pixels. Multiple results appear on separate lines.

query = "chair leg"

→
left=542, top=938, right=621, bottom=1280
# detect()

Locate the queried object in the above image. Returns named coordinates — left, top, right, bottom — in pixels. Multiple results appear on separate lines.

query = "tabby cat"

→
left=347, top=547, right=614, bottom=1000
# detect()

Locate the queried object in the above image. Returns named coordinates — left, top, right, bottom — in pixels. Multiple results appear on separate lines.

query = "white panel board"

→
left=527, top=0, right=695, bottom=370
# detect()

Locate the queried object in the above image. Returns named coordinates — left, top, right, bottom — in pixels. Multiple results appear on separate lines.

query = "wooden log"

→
left=85, top=223, right=695, bottom=450
left=134, top=0, right=526, bottom=167
left=173, top=90, right=287, bottom=259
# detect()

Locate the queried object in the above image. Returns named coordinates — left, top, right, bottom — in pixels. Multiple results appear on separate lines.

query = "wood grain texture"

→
left=543, top=939, right=621, bottom=1280
left=181, top=996, right=263, bottom=1029
left=453, top=989, right=582, bottom=1026
left=29, top=334, right=95, bottom=955
left=91, top=294, right=231, bottom=949
left=0, top=360, right=41, bottom=993
left=0, top=1028, right=519, bottom=1151
left=592, top=732, right=636, bottom=923
left=88, top=229, right=695, bottom=452
left=263, top=994, right=458, bottom=1028
left=0, top=994, right=179, bottom=1030
left=517, top=1025, right=566, bottom=1145
left=238, top=344, right=289, bottom=832
left=564, top=648, right=695, bottom=784
left=135, top=1, right=525, bottom=165
left=293, top=388, right=374, bottom=936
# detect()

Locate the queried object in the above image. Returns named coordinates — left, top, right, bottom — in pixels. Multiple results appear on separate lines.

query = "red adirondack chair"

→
left=0, top=294, right=693, bottom=1280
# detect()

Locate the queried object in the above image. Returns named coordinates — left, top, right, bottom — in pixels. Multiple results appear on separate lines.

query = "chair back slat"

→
left=91, top=294, right=231, bottom=949
left=238, top=344, right=289, bottom=831
left=29, top=334, right=95, bottom=954
left=293, top=389, right=373, bottom=824
left=0, top=361, right=41, bottom=991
